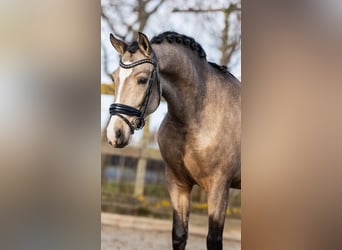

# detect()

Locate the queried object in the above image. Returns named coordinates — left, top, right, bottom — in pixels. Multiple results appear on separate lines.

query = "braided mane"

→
left=150, top=31, right=229, bottom=74
left=151, top=31, right=207, bottom=59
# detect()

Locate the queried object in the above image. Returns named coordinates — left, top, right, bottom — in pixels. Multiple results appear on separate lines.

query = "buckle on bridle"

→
left=132, top=117, right=145, bottom=130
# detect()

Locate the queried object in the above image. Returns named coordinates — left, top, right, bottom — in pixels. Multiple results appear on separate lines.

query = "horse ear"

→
left=110, top=33, right=127, bottom=55
left=137, top=32, right=152, bottom=56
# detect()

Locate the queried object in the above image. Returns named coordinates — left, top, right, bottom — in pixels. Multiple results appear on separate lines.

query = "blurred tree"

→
left=173, top=2, right=241, bottom=66
left=102, top=0, right=166, bottom=39
left=101, top=0, right=167, bottom=77
left=101, top=0, right=241, bottom=78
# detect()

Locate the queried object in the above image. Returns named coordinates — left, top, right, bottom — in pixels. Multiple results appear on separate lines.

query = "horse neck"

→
left=152, top=43, right=208, bottom=124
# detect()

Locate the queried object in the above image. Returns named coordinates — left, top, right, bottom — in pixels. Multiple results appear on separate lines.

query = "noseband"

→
left=109, top=53, right=160, bottom=134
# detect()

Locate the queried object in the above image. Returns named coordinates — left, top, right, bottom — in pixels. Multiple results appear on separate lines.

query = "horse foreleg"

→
left=166, top=173, right=192, bottom=250
left=206, top=181, right=230, bottom=250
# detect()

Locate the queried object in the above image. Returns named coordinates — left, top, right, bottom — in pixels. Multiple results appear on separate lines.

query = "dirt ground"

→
left=101, top=213, right=241, bottom=250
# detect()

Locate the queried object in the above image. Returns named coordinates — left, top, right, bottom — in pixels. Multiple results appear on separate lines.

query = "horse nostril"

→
left=116, top=129, right=122, bottom=138
left=108, top=140, right=112, bottom=146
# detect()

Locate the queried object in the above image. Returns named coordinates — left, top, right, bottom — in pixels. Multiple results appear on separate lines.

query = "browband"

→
left=119, top=59, right=155, bottom=69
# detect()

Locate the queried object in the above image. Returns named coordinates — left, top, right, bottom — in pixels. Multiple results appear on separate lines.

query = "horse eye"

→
left=137, top=77, right=148, bottom=85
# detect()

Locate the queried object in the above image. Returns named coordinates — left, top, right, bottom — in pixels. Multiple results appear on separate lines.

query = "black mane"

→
left=150, top=31, right=229, bottom=74
left=126, top=40, right=139, bottom=53
left=151, top=31, right=207, bottom=59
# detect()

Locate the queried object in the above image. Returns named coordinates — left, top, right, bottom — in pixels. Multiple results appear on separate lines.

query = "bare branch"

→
left=173, top=6, right=241, bottom=14
left=148, top=0, right=166, bottom=15
left=172, top=3, right=241, bottom=66
left=102, top=0, right=167, bottom=39
left=101, top=7, right=116, bottom=34
left=108, top=1, right=135, bottom=9
left=221, top=40, right=239, bottom=65
left=102, top=7, right=127, bottom=40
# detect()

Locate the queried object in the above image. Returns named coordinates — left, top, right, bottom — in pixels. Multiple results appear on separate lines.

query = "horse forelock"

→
left=126, top=41, right=139, bottom=53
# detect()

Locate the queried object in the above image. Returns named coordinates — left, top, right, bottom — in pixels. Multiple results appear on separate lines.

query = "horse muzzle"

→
left=106, top=116, right=131, bottom=148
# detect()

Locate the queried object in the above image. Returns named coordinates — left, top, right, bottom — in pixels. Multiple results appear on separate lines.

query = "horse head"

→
left=106, top=32, right=161, bottom=148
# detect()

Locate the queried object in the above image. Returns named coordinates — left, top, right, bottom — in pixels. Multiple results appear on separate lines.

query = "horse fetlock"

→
left=172, top=222, right=188, bottom=250
left=207, top=237, right=223, bottom=250
left=172, top=231, right=188, bottom=250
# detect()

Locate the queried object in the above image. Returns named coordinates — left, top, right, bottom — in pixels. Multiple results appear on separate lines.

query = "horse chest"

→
left=160, top=133, right=217, bottom=185
left=158, top=114, right=233, bottom=187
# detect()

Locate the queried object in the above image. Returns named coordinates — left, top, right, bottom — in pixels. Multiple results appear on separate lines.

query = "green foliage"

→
left=137, top=206, right=151, bottom=216
left=101, top=181, right=241, bottom=219
left=144, top=183, right=169, bottom=198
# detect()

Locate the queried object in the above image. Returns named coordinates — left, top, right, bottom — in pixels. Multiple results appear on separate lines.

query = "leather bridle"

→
left=109, top=53, right=160, bottom=134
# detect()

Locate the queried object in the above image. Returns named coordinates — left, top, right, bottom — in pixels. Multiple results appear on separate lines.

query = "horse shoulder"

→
left=157, top=114, right=186, bottom=163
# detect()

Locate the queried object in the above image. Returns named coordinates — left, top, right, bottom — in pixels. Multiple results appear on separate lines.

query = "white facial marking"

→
left=116, top=62, right=132, bottom=103
left=107, top=61, right=132, bottom=144
left=106, top=116, right=117, bottom=144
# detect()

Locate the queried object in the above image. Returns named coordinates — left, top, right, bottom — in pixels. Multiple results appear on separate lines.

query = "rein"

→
left=109, top=53, right=160, bottom=134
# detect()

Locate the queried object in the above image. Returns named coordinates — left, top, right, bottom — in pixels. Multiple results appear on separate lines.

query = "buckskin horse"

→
left=106, top=31, right=241, bottom=250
